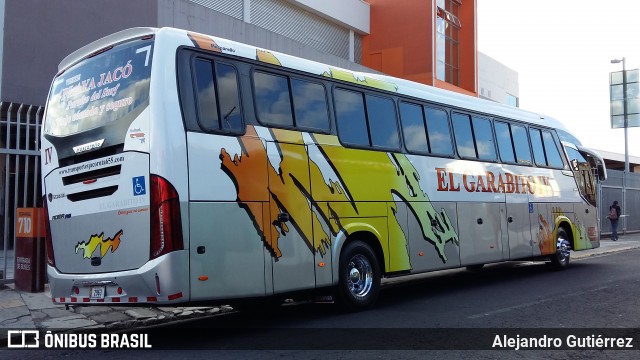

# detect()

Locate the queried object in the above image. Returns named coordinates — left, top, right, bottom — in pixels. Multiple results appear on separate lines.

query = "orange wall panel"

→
left=435, top=79, right=476, bottom=97
left=363, top=0, right=478, bottom=97
left=364, top=0, right=433, bottom=79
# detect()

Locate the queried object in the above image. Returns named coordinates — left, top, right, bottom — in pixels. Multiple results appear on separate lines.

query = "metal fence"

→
left=600, top=169, right=640, bottom=236
left=0, top=102, right=43, bottom=284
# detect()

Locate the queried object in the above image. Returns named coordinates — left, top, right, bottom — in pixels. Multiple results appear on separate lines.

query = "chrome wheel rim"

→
left=556, top=236, right=571, bottom=264
left=347, top=254, right=373, bottom=299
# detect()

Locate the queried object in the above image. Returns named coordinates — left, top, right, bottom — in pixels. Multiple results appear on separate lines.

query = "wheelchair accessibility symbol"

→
left=132, top=176, right=146, bottom=196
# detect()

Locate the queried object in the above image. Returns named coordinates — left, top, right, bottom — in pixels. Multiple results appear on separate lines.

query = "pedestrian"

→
left=607, top=200, right=621, bottom=241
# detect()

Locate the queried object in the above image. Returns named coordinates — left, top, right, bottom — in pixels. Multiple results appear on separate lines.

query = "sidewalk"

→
left=1, top=235, right=640, bottom=336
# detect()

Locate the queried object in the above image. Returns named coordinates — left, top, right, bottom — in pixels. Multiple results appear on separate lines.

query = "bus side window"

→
left=424, top=107, right=453, bottom=156
left=495, top=121, right=516, bottom=163
left=452, top=113, right=476, bottom=158
left=253, top=71, right=294, bottom=127
left=291, top=78, right=330, bottom=131
left=365, top=94, right=400, bottom=150
left=400, top=102, right=429, bottom=154
left=472, top=116, right=496, bottom=161
left=511, top=124, right=532, bottom=165
left=193, top=59, right=243, bottom=133
left=335, top=88, right=369, bottom=146
left=194, top=59, right=219, bottom=132
left=530, top=128, right=547, bottom=166
left=541, top=131, right=564, bottom=168
left=216, top=63, right=242, bottom=132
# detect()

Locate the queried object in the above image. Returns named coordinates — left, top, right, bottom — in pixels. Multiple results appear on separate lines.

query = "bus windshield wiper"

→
left=223, top=106, right=236, bottom=128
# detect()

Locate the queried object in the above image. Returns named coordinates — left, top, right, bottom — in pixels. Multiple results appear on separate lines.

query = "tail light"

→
left=150, top=175, right=183, bottom=260
left=43, top=197, right=55, bottom=266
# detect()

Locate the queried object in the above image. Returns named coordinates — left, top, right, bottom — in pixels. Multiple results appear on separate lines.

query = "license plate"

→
left=90, top=286, right=105, bottom=299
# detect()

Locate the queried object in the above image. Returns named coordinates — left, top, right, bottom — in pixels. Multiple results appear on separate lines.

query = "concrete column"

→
left=349, top=30, right=354, bottom=62
left=243, top=0, right=251, bottom=23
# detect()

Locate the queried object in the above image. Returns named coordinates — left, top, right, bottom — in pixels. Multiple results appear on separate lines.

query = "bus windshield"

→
left=565, top=145, right=597, bottom=206
left=44, top=38, right=153, bottom=137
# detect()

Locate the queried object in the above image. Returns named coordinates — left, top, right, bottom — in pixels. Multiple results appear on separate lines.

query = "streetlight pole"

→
left=611, top=57, right=629, bottom=234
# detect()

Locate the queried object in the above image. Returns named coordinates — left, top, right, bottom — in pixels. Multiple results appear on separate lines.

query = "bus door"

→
left=529, top=201, right=553, bottom=256
left=565, top=144, right=603, bottom=249
left=506, top=182, right=534, bottom=259
left=187, top=133, right=268, bottom=301
left=265, top=136, right=316, bottom=294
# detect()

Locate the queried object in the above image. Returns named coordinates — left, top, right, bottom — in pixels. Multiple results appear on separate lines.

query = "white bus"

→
left=41, top=27, right=606, bottom=310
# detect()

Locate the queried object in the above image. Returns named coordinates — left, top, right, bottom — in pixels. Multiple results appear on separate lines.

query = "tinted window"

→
left=400, top=102, right=428, bottom=153
left=452, top=113, right=476, bottom=158
left=45, top=39, right=154, bottom=136
left=557, top=128, right=582, bottom=146
left=425, top=107, right=453, bottom=155
left=511, top=124, right=532, bottom=165
left=291, top=78, right=329, bottom=131
left=194, top=59, right=218, bottom=131
left=254, top=71, right=293, bottom=127
left=542, top=131, right=564, bottom=168
left=473, top=116, right=496, bottom=161
left=495, top=122, right=515, bottom=163
left=216, top=63, right=242, bottom=132
left=565, top=147, right=587, bottom=170
left=193, top=59, right=242, bottom=133
left=335, top=89, right=368, bottom=146
left=530, top=128, right=547, bottom=166
left=366, top=94, right=400, bottom=149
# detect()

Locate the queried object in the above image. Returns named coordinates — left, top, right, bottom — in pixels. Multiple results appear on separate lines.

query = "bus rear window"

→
left=44, top=39, right=153, bottom=137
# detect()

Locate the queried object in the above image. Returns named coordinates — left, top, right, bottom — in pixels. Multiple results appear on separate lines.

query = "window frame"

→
left=494, top=120, right=533, bottom=166
left=290, top=76, right=331, bottom=132
left=333, top=87, right=370, bottom=148
left=251, top=68, right=331, bottom=133
left=181, top=51, right=246, bottom=135
left=399, top=100, right=455, bottom=157
left=423, top=105, right=455, bottom=157
left=510, top=123, right=533, bottom=166
left=541, top=129, right=566, bottom=169
left=365, top=92, right=401, bottom=150
left=529, top=127, right=566, bottom=169
left=252, top=70, right=295, bottom=129
left=399, top=100, right=430, bottom=155
left=472, top=115, right=497, bottom=161
left=494, top=120, right=516, bottom=164
left=333, top=86, right=402, bottom=152
left=192, top=58, right=220, bottom=132
left=451, top=112, right=476, bottom=159
left=451, top=111, right=498, bottom=162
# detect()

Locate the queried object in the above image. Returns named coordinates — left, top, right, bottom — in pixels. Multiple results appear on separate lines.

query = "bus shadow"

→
left=147, top=260, right=618, bottom=349
left=187, top=260, right=605, bottom=328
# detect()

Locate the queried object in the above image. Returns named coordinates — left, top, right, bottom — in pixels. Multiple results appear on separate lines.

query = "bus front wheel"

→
left=336, top=240, right=381, bottom=311
left=549, top=228, right=571, bottom=270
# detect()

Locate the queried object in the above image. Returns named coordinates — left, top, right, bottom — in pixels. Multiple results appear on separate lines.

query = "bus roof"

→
left=58, top=27, right=158, bottom=72
left=57, top=26, right=577, bottom=141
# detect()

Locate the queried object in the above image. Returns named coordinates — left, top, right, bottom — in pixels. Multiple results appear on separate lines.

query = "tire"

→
left=549, top=228, right=571, bottom=270
left=336, top=240, right=381, bottom=311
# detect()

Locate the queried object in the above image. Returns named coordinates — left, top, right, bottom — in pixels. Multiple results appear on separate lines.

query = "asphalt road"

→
left=6, top=249, right=640, bottom=359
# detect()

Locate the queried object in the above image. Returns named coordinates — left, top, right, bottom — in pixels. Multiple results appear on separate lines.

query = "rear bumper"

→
left=48, top=250, right=189, bottom=305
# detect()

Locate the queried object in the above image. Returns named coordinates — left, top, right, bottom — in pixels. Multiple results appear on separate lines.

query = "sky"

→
left=477, top=0, right=640, bottom=157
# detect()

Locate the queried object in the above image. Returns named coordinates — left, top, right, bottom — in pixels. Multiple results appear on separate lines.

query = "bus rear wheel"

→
left=336, top=240, right=381, bottom=311
left=549, top=228, right=571, bottom=270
